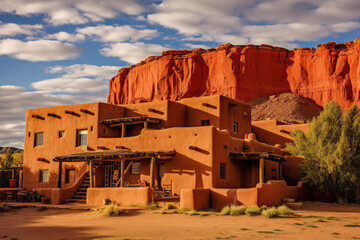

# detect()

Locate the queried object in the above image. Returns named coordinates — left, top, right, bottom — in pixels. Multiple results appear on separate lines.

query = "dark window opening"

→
left=59, top=131, right=65, bottom=138
left=233, top=122, right=238, bottom=133
left=271, top=169, right=277, bottom=179
left=76, top=129, right=88, bottom=146
left=65, top=169, right=75, bottom=184
left=90, top=126, right=93, bottom=132
left=40, top=169, right=49, bottom=183
left=28, top=132, right=31, bottom=137
left=131, top=162, right=141, bottom=174
left=34, top=132, right=44, bottom=147
left=220, top=163, right=226, bottom=180
left=201, top=120, right=210, bottom=126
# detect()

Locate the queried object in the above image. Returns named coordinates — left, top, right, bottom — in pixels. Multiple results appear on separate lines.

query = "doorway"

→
left=157, top=163, right=165, bottom=188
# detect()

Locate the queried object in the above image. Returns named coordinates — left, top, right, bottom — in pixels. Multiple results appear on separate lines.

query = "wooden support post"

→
left=259, top=158, right=264, bottom=184
left=120, top=160, right=125, bottom=187
left=58, top=161, right=62, bottom=188
left=19, top=170, right=23, bottom=188
left=121, top=123, right=126, bottom=138
left=115, top=160, right=133, bottom=187
left=144, top=120, right=148, bottom=129
left=150, top=157, right=155, bottom=188
left=89, top=160, right=94, bottom=188
left=11, top=169, right=15, bottom=179
left=279, top=162, right=283, bottom=180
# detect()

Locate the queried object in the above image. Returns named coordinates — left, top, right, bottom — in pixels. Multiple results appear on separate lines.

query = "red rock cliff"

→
left=108, top=38, right=360, bottom=108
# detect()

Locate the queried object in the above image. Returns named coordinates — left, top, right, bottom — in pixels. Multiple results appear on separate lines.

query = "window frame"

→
left=201, top=120, right=210, bottom=126
left=131, top=162, right=141, bottom=175
left=76, top=129, right=88, bottom=147
left=233, top=122, right=238, bottom=133
left=59, top=130, right=65, bottom=139
left=39, top=169, right=49, bottom=183
left=34, top=132, right=44, bottom=147
left=220, top=163, right=226, bottom=180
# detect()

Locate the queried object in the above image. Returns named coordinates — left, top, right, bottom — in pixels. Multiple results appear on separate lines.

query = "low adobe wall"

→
left=87, top=187, right=155, bottom=206
left=210, top=180, right=303, bottom=210
left=180, top=189, right=210, bottom=210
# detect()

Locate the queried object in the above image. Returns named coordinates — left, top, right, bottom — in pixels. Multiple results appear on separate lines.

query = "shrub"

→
left=187, top=210, right=199, bottom=215
left=166, top=203, right=178, bottom=210
left=147, top=202, right=158, bottom=210
left=103, top=203, right=123, bottom=216
left=276, top=205, right=293, bottom=216
left=261, top=207, right=278, bottom=218
left=245, top=206, right=261, bottom=216
left=0, top=204, right=11, bottom=212
left=230, top=205, right=246, bottom=215
left=219, top=206, right=231, bottom=215
left=259, top=205, right=268, bottom=213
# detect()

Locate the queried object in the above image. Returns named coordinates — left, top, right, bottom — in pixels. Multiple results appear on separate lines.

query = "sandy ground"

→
left=0, top=202, right=360, bottom=240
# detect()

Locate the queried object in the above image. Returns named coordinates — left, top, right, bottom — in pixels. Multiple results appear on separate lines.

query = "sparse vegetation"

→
left=262, top=207, right=278, bottom=218
left=230, top=205, right=246, bottom=215
left=343, top=223, right=360, bottom=227
left=276, top=205, right=293, bottom=216
left=245, top=206, right=261, bottom=216
left=147, top=202, right=158, bottom=210
left=187, top=210, right=199, bottom=215
left=257, top=231, right=273, bottom=234
left=103, top=203, right=123, bottom=216
left=219, top=206, right=231, bottom=215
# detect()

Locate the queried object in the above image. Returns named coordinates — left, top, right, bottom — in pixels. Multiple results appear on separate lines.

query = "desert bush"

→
left=261, top=207, right=278, bottom=218
left=219, top=206, right=231, bottom=215
left=166, top=203, right=178, bottom=210
left=259, top=205, right=268, bottom=213
left=276, top=205, right=293, bottom=216
left=245, top=206, right=261, bottom=216
left=187, top=210, right=199, bottom=215
left=230, top=205, right=246, bottom=215
left=147, top=202, right=158, bottom=210
left=103, top=203, right=123, bottom=216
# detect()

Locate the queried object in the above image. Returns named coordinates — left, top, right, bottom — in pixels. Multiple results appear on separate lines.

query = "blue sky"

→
left=0, top=0, right=359, bottom=148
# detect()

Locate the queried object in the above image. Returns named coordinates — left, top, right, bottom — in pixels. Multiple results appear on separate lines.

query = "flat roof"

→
left=54, top=149, right=175, bottom=162
left=100, top=116, right=162, bottom=126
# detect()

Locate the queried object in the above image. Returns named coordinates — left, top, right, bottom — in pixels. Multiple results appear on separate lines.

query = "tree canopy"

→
left=286, top=101, right=360, bottom=204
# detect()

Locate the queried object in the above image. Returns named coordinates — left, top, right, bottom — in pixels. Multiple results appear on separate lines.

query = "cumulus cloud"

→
left=0, top=23, right=43, bottom=37
left=77, top=24, right=158, bottom=42
left=45, top=31, right=85, bottom=42
left=147, top=0, right=360, bottom=48
left=100, top=42, right=169, bottom=64
left=0, top=39, right=81, bottom=61
left=0, top=0, right=147, bottom=25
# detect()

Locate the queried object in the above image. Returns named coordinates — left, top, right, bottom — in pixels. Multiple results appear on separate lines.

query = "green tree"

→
left=286, top=101, right=360, bottom=204
left=1, top=148, right=14, bottom=170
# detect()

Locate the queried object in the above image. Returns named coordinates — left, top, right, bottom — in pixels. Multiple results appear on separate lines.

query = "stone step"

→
left=68, top=199, right=86, bottom=204
left=284, top=202, right=303, bottom=209
left=81, top=183, right=90, bottom=187
left=75, top=191, right=87, bottom=195
left=72, top=195, right=86, bottom=200
left=282, top=198, right=295, bottom=203
left=77, top=187, right=88, bottom=192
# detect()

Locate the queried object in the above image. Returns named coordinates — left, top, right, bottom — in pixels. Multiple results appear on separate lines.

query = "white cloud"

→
left=45, top=31, right=85, bottom=42
left=0, top=121, right=25, bottom=149
left=100, top=42, right=169, bottom=64
left=184, top=43, right=211, bottom=50
left=0, top=39, right=81, bottom=61
left=46, top=64, right=119, bottom=78
left=77, top=24, right=158, bottom=42
left=0, top=0, right=147, bottom=26
left=0, top=23, right=42, bottom=37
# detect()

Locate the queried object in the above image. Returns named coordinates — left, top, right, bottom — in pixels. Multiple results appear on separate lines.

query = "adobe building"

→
left=23, top=95, right=306, bottom=209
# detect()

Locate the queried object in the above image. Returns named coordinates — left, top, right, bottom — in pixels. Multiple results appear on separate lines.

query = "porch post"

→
left=121, top=123, right=126, bottom=138
left=58, top=161, right=62, bottom=188
left=89, top=160, right=94, bottom=188
left=279, top=162, right=283, bottom=180
left=120, top=160, right=125, bottom=187
left=144, top=120, right=148, bottom=129
left=259, top=158, right=264, bottom=184
left=150, top=157, right=155, bottom=188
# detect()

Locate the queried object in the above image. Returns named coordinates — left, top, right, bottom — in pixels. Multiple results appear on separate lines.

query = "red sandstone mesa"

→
left=108, top=38, right=360, bottom=109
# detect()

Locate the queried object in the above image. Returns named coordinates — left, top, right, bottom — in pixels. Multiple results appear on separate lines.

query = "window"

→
left=34, top=132, right=44, bottom=147
left=76, top=129, right=88, bottom=146
left=40, top=170, right=49, bottom=183
left=201, top=120, right=210, bottom=126
left=220, top=163, right=226, bottom=180
left=131, top=162, right=141, bottom=174
left=233, top=122, right=238, bottom=133
left=65, top=169, right=75, bottom=184
left=59, top=131, right=65, bottom=138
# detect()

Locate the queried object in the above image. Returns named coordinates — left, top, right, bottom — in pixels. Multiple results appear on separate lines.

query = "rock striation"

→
left=108, top=38, right=360, bottom=109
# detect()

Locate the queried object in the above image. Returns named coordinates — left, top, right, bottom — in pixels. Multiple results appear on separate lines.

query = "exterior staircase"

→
left=67, top=162, right=100, bottom=204
left=281, top=198, right=304, bottom=208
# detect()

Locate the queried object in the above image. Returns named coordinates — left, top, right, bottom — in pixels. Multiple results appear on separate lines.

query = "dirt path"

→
left=0, top=202, right=360, bottom=240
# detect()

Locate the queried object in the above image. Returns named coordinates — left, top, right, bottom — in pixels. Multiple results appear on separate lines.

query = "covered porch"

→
left=229, top=152, right=286, bottom=185
left=54, top=149, right=176, bottom=189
